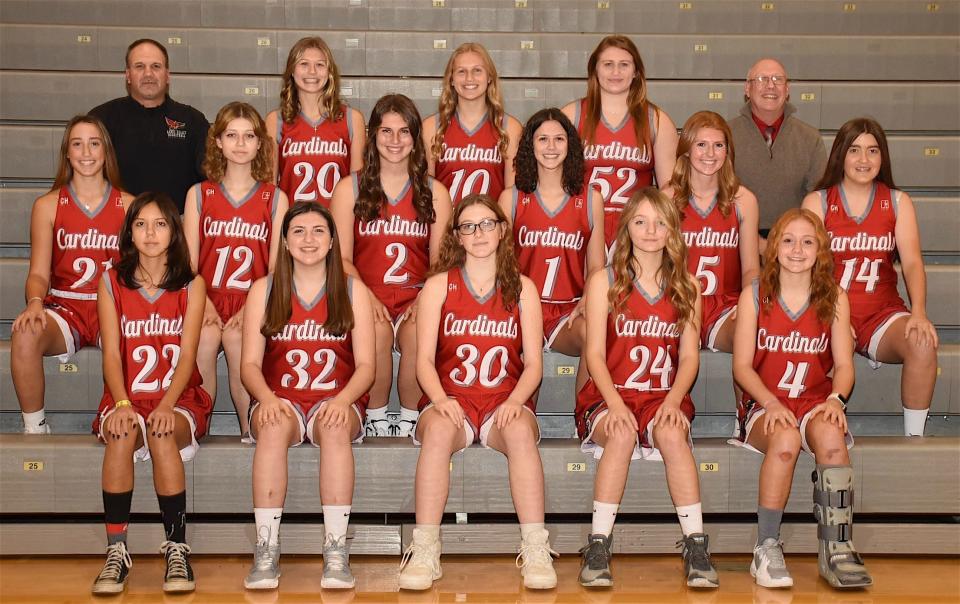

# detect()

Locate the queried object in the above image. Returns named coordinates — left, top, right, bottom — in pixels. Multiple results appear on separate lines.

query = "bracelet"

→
left=827, top=392, right=848, bottom=410
left=114, top=399, right=132, bottom=408
left=27, top=296, right=43, bottom=305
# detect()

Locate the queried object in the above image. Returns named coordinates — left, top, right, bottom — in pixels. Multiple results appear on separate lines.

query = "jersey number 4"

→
left=777, top=361, right=810, bottom=399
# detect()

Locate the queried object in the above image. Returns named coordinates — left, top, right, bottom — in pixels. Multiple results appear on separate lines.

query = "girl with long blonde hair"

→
left=184, top=102, right=288, bottom=440
left=266, top=36, right=365, bottom=206
left=575, top=187, right=716, bottom=589
left=423, top=42, right=523, bottom=205
left=398, top=194, right=556, bottom=591
left=732, top=208, right=870, bottom=589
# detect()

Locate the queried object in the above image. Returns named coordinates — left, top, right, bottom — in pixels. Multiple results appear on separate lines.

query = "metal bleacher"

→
left=1, top=0, right=958, bottom=555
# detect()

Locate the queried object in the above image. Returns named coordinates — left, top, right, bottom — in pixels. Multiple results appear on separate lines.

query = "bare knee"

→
left=816, top=446, right=848, bottom=465
left=11, top=329, right=44, bottom=357
left=652, top=424, right=688, bottom=453
left=314, top=422, right=351, bottom=447
left=420, top=416, right=461, bottom=451
left=500, top=417, right=538, bottom=450
left=768, top=430, right=801, bottom=463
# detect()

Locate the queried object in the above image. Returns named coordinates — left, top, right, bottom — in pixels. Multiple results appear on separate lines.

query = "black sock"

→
left=103, top=490, right=133, bottom=545
left=157, top=491, right=187, bottom=544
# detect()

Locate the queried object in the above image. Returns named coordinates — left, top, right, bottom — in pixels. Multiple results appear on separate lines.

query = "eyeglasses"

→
left=456, top=218, right=500, bottom=235
left=748, top=75, right=787, bottom=87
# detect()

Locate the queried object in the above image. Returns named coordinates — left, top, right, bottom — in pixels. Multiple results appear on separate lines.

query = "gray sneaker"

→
left=679, top=533, right=719, bottom=588
left=578, top=533, right=613, bottom=587
left=751, top=538, right=793, bottom=588
left=321, top=534, right=355, bottom=589
left=244, top=531, right=281, bottom=590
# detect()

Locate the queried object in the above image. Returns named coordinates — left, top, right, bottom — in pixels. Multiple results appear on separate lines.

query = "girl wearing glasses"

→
left=801, top=118, right=938, bottom=436
left=561, top=35, right=679, bottom=255
left=423, top=42, right=523, bottom=206
left=664, top=110, right=760, bottom=353
left=399, top=194, right=556, bottom=591
left=267, top=36, right=365, bottom=206
left=575, top=188, right=717, bottom=589
left=330, top=94, right=452, bottom=437
left=499, top=108, right=604, bottom=392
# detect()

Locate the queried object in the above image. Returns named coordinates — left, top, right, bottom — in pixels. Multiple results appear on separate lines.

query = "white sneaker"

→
left=398, top=527, right=442, bottom=590
left=516, top=528, right=558, bottom=589
left=751, top=538, right=794, bottom=588
left=23, top=422, right=51, bottom=435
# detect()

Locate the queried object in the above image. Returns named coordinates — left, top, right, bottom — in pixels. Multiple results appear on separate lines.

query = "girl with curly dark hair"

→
left=500, top=107, right=604, bottom=394
left=330, top=94, right=452, bottom=437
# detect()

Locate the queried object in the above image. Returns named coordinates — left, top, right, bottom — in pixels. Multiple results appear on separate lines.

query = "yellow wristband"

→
left=114, top=399, right=132, bottom=408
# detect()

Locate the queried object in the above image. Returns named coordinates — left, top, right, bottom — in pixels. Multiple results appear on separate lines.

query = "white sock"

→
left=903, top=407, right=929, bottom=436
left=254, top=507, right=282, bottom=546
left=399, top=407, right=419, bottom=422
left=675, top=502, right=703, bottom=536
left=520, top=522, right=545, bottom=540
left=366, top=407, right=388, bottom=422
left=22, top=409, right=46, bottom=431
left=591, top=501, right=619, bottom=537
left=322, top=505, right=351, bottom=541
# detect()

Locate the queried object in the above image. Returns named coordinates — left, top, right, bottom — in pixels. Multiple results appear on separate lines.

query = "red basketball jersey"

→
left=681, top=197, right=742, bottom=298
left=195, top=181, right=277, bottom=296
left=748, top=283, right=834, bottom=409
left=510, top=187, right=593, bottom=304
left=277, top=110, right=354, bottom=206
left=576, top=271, right=686, bottom=418
left=821, top=183, right=901, bottom=307
left=434, top=112, right=507, bottom=205
left=351, top=175, right=431, bottom=305
left=261, top=279, right=359, bottom=406
left=575, top=99, right=655, bottom=217
left=100, top=270, right=204, bottom=403
left=433, top=268, right=524, bottom=402
left=50, top=185, right=124, bottom=299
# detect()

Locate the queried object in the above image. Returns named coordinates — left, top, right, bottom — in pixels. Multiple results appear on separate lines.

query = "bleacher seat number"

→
left=567, top=463, right=586, bottom=472
left=23, top=461, right=44, bottom=472
left=699, top=462, right=718, bottom=472
left=59, top=363, right=78, bottom=373
left=557, top=366, right=575, bottom=376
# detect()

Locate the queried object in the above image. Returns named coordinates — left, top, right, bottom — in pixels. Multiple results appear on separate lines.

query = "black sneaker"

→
left=91, top=541, right=132, bottom=594
left=679, top=533, right=719, bottom=588
left=160, top=541, right=195, bottom=593
left=578, top=533, right=613, bottom=587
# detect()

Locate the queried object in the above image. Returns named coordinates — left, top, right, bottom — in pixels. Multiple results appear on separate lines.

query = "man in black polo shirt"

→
left=90, top=38, right=209, bottom=213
